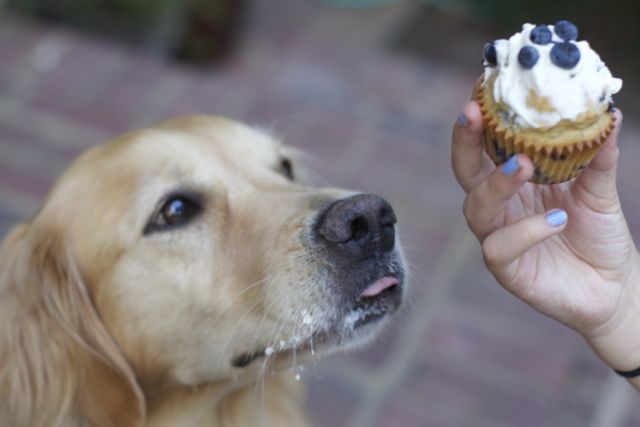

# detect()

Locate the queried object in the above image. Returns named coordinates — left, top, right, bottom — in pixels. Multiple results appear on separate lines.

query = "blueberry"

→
left=518, top=46, right=539, bottom=69
left=483, top=42, right=497, bottom=66
left=530, top=25, right=552, bottom=45
left=554, top=20, right=578, bottom=41
left=550, top=42, right=581, bottom=69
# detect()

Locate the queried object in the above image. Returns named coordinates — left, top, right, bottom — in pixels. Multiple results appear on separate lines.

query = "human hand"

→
left=452, top=100, right=640, bottom=383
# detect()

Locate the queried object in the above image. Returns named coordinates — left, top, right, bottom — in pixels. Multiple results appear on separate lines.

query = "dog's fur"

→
left=0, top=116, right=405, bottom=426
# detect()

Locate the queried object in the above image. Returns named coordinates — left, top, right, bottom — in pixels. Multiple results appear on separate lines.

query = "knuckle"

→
left=486, top=173, right=507, bottom=198
left=464, top=192, right=487, bottom=218
left=481, top=236, right=501, bottom=266
left=462, top=195, right=484, bottom=230
left=462, top=197, right=473, bottom=222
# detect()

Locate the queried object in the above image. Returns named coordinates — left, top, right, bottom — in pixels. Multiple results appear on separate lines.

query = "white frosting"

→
left=484, top=23, right=622, bottom=128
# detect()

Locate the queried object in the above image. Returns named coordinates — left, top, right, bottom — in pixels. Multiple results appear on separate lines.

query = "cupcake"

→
left=478, top=21, right=622, bottom=184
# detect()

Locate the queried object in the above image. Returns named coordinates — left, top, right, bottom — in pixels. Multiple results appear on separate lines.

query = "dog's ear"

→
left=0, top=223, right=145, bottom=427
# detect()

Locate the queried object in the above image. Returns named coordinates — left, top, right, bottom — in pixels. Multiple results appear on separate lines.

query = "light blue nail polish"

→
left=545, top=209, right=568, bottom=227
left=458, top=112, right=469, bottom=127
left=501, top=155, right=519, bottom=176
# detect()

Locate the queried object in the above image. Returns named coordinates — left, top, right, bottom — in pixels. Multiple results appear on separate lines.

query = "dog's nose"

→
left=316, top=194, right=396, bottom=256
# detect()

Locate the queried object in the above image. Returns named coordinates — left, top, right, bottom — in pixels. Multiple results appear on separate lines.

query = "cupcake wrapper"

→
left=477, top=82, right=616, bottom=184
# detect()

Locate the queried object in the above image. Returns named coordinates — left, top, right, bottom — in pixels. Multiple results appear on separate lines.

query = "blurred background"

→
left=1, top=0, right=639, bottom=426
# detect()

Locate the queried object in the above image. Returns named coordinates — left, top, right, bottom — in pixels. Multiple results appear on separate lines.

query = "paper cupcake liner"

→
left=476, top=83, right=616, bottom=184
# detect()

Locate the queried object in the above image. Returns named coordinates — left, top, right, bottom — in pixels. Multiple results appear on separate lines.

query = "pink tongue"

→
left=361, top=277, right=399, bottom=298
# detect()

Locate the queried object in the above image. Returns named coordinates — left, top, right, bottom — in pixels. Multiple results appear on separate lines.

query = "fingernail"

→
left=501, top=155, right=519, bottom=176
left=545, top=209, right=568, bottom=227
left=458, top=112, right=469, bottom=127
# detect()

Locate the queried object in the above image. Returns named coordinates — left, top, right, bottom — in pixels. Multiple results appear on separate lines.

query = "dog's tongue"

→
left=360, top=277, right=399, bottom=298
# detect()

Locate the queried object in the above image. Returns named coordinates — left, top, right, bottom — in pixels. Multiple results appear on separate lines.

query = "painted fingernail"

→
left=501, top=155, right=519, bottom=176
left=458, top=112, right=469, bottom=127
left=545, top=209, right=568, bottom=227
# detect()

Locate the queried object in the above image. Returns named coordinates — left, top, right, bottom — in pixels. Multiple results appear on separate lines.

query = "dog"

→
left=0, top=115, right=406, bottom=427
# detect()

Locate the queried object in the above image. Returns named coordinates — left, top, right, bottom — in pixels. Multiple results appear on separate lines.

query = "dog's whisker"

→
left=202, top=277, right=278, bottom=387
left=263, top=112, right=321, bottom=138
left=283, top=288, right=307, bottom=379
left=405, top=260, right=432, bottom=283
left=297, top=166, right=335, bottom=188
left=309, top=334, right=320, bottom=382
left=404, top=265, right=423, bottom=282
left=291, top=320, right=300, bottom=381
left=398, top=241, right=434, bottom=255
left=267, top=312, right=290, bottom=369
left=244, top=279, right=286, bottom=363
left=267, top=297, right=296, bottom=353
left=208, top=275, right=276, bottom=328
left=214, top=296, right=268, bottom=375
left=255, top=355, right=269, bottom=427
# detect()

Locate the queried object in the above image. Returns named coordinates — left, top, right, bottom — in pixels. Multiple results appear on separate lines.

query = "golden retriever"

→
left=0, top=116, right=405, bottom=427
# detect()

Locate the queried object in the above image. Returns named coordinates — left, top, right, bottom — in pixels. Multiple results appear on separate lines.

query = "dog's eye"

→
left=280, top=158, right=294, bottom=180
left=145, top=195, right=201, bottom=234
left=161, top=198, right=197, bottom=225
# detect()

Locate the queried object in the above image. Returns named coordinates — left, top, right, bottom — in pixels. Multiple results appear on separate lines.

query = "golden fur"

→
left=0, top=116, right=404, bottom=426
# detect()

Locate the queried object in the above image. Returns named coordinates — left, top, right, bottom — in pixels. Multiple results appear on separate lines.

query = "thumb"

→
left=573, top=109, right=623, bottom=209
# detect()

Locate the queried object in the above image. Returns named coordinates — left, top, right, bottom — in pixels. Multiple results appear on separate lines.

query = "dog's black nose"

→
left=316, top=194, right=396, bottom=257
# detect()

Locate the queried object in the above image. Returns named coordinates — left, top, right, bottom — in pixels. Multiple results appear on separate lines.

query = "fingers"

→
left=482, top=209, right=568, bottom=272
left=451, top=101, right=494, bottom=193
left=573, top=109, right=623, bottom=210
left=463, top=154, right=534, bottom=240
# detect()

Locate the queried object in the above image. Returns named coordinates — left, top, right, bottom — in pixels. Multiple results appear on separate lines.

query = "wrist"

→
left=585, top=251, right=640, bottom=373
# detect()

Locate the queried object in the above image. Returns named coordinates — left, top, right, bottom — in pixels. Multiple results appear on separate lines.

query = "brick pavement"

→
left=1, top=1, right=639, bottom=426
